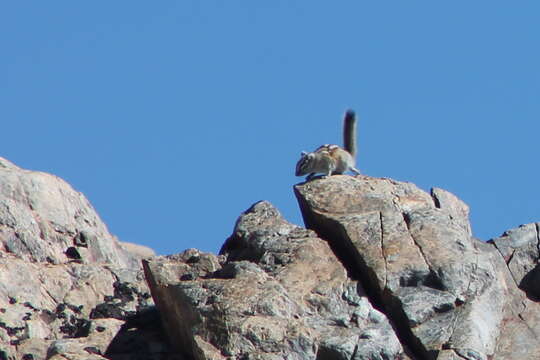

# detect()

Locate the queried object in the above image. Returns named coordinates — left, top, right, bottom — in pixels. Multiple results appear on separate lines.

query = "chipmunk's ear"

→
left=301, top=151, right=308, bottom=156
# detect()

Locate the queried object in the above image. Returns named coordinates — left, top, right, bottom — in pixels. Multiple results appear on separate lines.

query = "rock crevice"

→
left=145, top=201, right=410, bottom=359
left=292, top=175, right=540, bottom=360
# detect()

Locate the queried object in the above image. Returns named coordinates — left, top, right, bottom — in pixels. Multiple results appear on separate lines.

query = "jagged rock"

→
left=144, top=201, right=412, bottom=360
left=489, top=223, right=540, bottom=299
left=0, top=158, right=176, bottom=360
left=143, top=175, right=540, bottom=360
left=294, top=175, right=540, bottom=360
left=0, top=254, right=166, bottom=359
left=488, top=223, right=540, bottom=360
left=5, top=156, right=540, bottom=360
left=0, top=157, right=137, bottom=266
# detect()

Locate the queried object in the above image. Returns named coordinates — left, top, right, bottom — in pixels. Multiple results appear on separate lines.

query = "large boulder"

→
left=0, top=158, right=174, bottom=360
left=0, top=255, right=157, bottom=359
left=0, top=157, right=137, bottom=267
left=294, top=175, right=540, bottom=360
left=143, top=174, right=540, bottom=360
left=4, top=156, right=540, bottom=360
left=144, top=201, right=412, bottom=360
left=488, top=224, right=540, bottom=359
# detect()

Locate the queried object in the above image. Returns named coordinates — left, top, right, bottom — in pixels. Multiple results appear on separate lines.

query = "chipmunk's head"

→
left=295, top=151, right=315, bottom=176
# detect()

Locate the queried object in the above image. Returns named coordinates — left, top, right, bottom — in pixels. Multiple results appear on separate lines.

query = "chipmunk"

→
left=295, top=110, right=361, bottom=180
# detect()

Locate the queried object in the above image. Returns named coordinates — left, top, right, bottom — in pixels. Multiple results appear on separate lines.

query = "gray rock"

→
left=294, top=175, right=540, bottom=360
left=141, top=175, right=540, bottom=360
left=0, top=255, right=167, bottom=359
left=144, top=201, right=408, bottom=360
left=431, top=187, right=472, bottom=237
left=0, top=157, right=138, bottom=267
left=489, top=223, right=540, bottom=299
left=5, top=157, right=540, bottom=360
left=0, top=158, right=177, bottom=360
left=487, top=223, right=540, bottom=360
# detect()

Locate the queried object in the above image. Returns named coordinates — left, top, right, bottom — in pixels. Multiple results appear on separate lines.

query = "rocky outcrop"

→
left=0, top=157, right=137, bottom=267
left=294, top=176, right=540, bottom=360
left=0, top=158, right=175, bottom=360
left=3, top=156, right=540, bottom=360
left=0, top=256, right=160, bottom=360
left=145, top=175, right=540, bottom=360
left=488, top=224, right=540, bottom=359
left=144, top=201, right=411, bottom=359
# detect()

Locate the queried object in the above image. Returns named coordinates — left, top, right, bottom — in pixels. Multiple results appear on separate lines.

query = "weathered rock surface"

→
left=0, top=255, right=164, bottom=359
left=294, top=175, right=540, bottom=360
left=0, top=158, right=175, bottom=360
left=0, top=157, right=138, bottom=266
left=488, top=224, right=540, bottom=359
left=144, top=174, right=540, bottom=360
left=4, top=156, right=540, bottom=360
left=144, top=201, right=411, bottom=360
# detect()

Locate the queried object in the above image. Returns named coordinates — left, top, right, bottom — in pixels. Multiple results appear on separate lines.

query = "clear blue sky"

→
left=2, top=2, right=539, bottom=255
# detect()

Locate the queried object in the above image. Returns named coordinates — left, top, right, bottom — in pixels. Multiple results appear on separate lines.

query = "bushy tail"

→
left=343, top=109, right=357, bottom=158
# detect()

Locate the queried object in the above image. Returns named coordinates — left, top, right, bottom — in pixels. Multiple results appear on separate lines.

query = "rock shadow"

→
left=104, top=306, right=184, bottom=360
left=519, top=265, right=540, bottom=302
